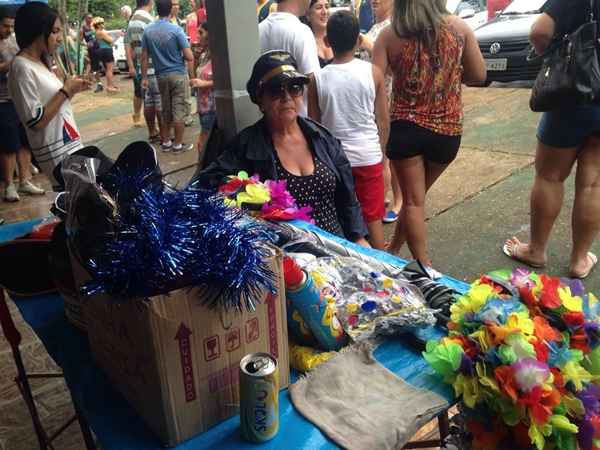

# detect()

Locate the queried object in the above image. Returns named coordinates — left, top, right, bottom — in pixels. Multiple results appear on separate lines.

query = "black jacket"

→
left=191, top=116, right=368, bottom=241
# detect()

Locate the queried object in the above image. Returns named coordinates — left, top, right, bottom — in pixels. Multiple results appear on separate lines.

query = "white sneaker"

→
left=4, top=184, right=20, bottom=202
left=19, top=180, right=45, bottom=195
left=31, top=164, right=39, bottom=175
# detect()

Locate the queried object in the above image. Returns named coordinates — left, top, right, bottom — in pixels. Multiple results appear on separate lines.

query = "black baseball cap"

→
left=246, top=50, right=310, bottom=104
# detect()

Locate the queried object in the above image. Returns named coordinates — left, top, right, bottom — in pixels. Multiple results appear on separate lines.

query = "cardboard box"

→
left=82, top=253, right=289, bottom=447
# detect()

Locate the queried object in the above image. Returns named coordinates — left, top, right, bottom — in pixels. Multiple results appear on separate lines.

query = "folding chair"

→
left=0, top=237, right=96, bottom=450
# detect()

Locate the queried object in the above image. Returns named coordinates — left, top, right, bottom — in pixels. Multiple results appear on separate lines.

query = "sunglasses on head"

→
left=263, top=82, right=305, bottom=100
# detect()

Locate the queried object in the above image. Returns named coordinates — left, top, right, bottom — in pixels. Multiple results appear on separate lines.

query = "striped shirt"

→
left=8, top=56, right=82, bottom=187
left=125, top=9, right=155, bottom=75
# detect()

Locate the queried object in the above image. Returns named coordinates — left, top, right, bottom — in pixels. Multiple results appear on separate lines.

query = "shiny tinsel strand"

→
left=80, top=176, right=276, bottom=311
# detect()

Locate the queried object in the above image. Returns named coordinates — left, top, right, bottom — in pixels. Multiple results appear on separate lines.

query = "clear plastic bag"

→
left=295, top=256, right=437, bottom=342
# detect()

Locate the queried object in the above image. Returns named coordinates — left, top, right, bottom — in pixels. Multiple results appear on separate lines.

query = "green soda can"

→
left=239, top=352, right=279, bottom=442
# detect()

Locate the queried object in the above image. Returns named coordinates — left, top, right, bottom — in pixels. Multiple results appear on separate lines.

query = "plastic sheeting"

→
left=7, top=219, right=470, bottom=450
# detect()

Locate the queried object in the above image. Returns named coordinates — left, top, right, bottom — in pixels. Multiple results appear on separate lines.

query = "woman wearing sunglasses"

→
left=192, top=50, right=369, bottom=245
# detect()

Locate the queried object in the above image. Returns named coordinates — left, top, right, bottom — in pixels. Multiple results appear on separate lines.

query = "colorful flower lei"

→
left=424, top=268, right=600, bottom=450
left=218, top=171, right=314, bottom=223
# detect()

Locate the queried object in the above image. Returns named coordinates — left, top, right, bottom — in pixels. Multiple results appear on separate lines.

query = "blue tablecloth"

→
left=4, top=218, right=469, bottom=450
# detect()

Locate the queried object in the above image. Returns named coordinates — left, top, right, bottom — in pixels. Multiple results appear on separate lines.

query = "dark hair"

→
left=136, top=0, right=152, bottom=9
left=327, top=10, right=359, bottom=55
left=15, top=2, right=59, bottom=52
left=156, top=0, right=172, bottom=17
left=0, top=6, right=15, bottom=21
left=200, top=21, right=208, bottom=32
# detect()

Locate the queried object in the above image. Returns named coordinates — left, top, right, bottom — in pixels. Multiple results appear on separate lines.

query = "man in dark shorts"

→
left=0, top=7, right=44, bottom=202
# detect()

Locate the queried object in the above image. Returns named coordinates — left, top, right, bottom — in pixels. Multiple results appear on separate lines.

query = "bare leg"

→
left=0, top=152, right=16, bottom=186
left=197, top=130, right=209, bottom=152
left=570, top=136, right=600, bottom=276
left=390, top=163, right=403, bottom=213
left=390, top=156, right=449, bottom=264
left=144, top=106, right=158, bottom=138
left=366, top=220, right=386, bottom=250
left=173, top=122, right=185, bottom=146
left=133, top=95, right=143, bottom=127
left=504, top=140, right=577, bottom=267
left=387, top=158, right=448, bottom=255
left=105, top=63, right=118, bottom=91
left=15, top=148, right=32, bottom=183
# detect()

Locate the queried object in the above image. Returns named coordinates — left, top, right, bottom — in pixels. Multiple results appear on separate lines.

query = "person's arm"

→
left=190, top=78, right=213, bottom=88
left=371, top=27, right=389, bottom=79
left=176, top=27, right=195, bottom=77
left=0, top=59, right=11, bottom=73
left=98, top=29, right=113, bottom=45
left=9, top=64, right=90, bottom=131
left=359, top=33, right=374, bottom=54
left=530, top=13, right=556, bottom=55
left=125, top=43, right=136, bottom=76
left=183, top=47, right=195, bottom=78
left=307, top=76, right=321, bottom=123
left=454, top=18, right=486, bottom=86
left=141, top=48, right=149, bottom=89
left=372, top=64, right=389, bottom=151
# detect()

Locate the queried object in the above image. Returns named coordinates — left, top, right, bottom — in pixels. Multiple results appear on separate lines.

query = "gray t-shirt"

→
left=0, top=34, right=18, bottom=103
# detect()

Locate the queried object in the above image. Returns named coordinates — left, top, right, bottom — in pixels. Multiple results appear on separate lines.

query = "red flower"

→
left=563, top=312, right=585, bottom=329
left=533, top=316, right=562, bottom=342
left=517, top=386, right=558, bottom=425
left=551, top=368, right=567, bottom=395
left=519, top=286, right=538, bottom=309
left=449, top=335, right=480, bottom=359
left=570, top=328, right=592, bottom=354
left=539, top=275, right=562, bottom=309
left=495, top=366, right=519, bottom=403
left=532, top=339, right=549, bottom=362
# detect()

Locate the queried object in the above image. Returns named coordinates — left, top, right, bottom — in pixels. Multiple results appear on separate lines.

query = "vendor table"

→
left=3, top=219, right=468, bottom=450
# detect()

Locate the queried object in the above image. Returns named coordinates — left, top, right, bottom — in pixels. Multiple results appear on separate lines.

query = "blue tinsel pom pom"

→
left=80, top=167, right=276, bottom=312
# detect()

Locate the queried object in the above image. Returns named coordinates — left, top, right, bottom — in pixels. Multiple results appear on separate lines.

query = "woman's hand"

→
left=63, top=77, right=92, bottom=97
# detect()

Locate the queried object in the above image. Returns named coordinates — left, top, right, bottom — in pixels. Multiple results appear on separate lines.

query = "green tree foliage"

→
left=49, top=0, right=193, bottom=30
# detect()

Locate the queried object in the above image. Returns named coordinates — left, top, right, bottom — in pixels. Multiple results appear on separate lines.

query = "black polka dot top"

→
left=274, top=152, right=344, bottom=237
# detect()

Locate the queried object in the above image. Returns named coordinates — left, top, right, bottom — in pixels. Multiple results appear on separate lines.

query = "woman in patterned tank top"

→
left=373, top=0, right=486, bottom=267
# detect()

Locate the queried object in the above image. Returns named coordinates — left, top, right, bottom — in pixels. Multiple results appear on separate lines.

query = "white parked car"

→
left=108, top=30, right=128, bottom=73
left=447, top=0, right=488, bottom=29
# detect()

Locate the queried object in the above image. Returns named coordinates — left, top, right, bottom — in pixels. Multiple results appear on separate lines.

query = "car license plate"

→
left=485, top=58, right=507, bottom=71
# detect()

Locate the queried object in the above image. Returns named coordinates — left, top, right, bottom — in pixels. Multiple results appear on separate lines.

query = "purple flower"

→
left=510, top=267, right=534, bottom=289
left=459, top=353, right=475, bottom=376
left=578, top=384, right=600, bottom=418
left=584, top=322, right=600, bottom=349
left=264, top=179, right=296, bottom=210
left=561, top=277, right=586, bottom=297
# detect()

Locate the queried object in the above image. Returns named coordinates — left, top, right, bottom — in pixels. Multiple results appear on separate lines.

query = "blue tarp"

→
left=3, top=219, right=469, bottom=450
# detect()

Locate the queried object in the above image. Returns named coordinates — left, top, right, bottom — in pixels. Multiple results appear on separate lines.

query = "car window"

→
left=501, top=0, right=546, bottom=14
left=447, top=0, right=486, bottom=14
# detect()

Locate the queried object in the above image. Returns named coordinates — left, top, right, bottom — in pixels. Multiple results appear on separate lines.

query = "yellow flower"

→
left=236, top=183, right=270, bottom=207
left=450, top=282, right=495, bottom=323
left=453, top=373, right=481, bottom=408
left=559, top=287, right=583, bottom=312
left=505, top=312, right=534, bottom=336
left=562, top=361, right=594, bottom=391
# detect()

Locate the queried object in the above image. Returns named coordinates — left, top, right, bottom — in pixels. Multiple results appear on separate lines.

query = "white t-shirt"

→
left=315, top=59, right=381, bottom=167
left=259, top=12, right=320, bottom=116
left=8, top=56, right=83, bottom=187
left=259, top=12, right=320, bottom=76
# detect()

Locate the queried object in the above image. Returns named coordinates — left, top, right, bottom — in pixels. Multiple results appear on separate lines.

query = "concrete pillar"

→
left=205, top=0, right=261, bottom=142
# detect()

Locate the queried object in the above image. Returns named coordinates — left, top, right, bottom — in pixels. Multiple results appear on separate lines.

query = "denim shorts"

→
left=199, top=111, right=216, bottom=132
left=537, top=104, right=600, bottom=148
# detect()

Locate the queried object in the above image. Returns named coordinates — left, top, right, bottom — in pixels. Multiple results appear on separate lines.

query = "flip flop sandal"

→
left=502, top=242, right=545, bottom=268
left=569, top=252, right=598, bottom=279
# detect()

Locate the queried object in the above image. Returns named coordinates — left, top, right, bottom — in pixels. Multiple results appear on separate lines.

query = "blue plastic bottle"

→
left=283, top=258, right=347, bottom=351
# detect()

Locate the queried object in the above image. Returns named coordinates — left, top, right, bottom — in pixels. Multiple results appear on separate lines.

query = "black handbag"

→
left=529, top=0, right=600, bottom=112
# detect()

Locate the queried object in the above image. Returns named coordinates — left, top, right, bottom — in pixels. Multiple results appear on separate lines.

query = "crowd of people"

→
left=1, top=0, right=599, bottom=279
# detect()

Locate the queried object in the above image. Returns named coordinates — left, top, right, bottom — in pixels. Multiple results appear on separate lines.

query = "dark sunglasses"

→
left=263, top=82, right=305, bottom=100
